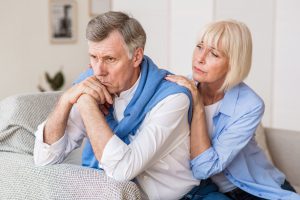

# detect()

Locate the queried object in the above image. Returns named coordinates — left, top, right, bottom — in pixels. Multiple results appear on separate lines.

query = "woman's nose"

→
left=197, top=50, right=207, bottom=64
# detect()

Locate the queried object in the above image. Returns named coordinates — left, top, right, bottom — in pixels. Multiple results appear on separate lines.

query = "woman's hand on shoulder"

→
left=165, top=75, right=202, bottom=107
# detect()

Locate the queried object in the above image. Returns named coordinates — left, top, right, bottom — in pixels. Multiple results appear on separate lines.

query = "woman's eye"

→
left=197, top=45, right=203, bottom=50
left=211, top=52, right=219, bottom=57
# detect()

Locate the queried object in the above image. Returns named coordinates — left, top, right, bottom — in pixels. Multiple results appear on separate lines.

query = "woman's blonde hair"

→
left=199, top=20, right=252, bottom=91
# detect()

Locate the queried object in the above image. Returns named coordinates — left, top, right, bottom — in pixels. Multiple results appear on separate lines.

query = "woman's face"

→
left=192, top=42, right=229, bottom=86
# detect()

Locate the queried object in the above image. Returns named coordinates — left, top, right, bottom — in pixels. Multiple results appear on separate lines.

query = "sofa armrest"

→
left=0, top=152, right=141, bottom=199
left=0, top=92, right=141, bottom=199
left=0, top=92, right=62, bottom=155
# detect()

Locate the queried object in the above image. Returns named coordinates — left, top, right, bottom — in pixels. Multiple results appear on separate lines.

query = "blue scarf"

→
left=74, top=55, right=192, bottom=169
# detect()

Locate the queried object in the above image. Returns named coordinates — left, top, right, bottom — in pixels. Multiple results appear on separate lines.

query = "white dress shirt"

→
left=34, top=76, right=199, bottom=200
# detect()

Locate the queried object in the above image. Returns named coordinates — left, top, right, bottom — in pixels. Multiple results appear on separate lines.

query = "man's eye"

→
left=90, top=55, right=96, bottom=59
left=106, top=57, right=116, bottom=63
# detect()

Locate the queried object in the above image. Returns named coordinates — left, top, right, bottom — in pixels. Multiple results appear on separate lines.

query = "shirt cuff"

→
left=190, top=147, right=216, bottom=179
left=191, top=147, right=215, bottom=166
left=35, top=121, right=68, bottom=156
left=101, top=135, right=129, bottom=177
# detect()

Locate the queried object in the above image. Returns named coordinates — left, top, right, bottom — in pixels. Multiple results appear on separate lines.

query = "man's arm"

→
left=43, top=95, right=73, bottom=145
left=77, top=93, right=190, bottom=181
left=43, top=76, right=112, bottom=145
left=34, top=105, right=86, bottom=166
left=34, top=76, right=113, bottom=165
left=34, top=93, right=77, bottom=166
left=76, top=94, right=114, bottom=160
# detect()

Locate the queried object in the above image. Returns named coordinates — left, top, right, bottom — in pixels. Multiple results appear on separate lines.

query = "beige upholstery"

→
left=256, top=125, right=300, bottom=193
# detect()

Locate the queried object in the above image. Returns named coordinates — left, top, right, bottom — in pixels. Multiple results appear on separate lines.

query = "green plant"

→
left=38, top=70, right=65, bottom=92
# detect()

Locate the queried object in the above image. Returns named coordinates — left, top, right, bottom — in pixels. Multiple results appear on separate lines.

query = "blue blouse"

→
left=191, top=82, right=300, bottom=200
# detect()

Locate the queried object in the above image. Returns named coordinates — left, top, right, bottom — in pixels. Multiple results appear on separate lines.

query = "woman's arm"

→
left=190, top=102, right=211, bottom=159
left=166, top=75, right=264, bottom=179
left=165, top=75, right=211, bottom=158
left=191, top=100, right=264, bottom=179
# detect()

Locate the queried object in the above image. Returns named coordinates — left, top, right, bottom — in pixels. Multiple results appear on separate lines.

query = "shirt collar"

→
left=218, top=83, right=240, bottom=117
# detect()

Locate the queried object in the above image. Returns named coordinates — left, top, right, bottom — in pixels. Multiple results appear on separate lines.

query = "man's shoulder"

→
left=156, top=79, right=192, bottom=99
left=73, top=68, right=94, bottom=84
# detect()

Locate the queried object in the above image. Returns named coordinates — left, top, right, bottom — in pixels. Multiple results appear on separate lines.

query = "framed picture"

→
left=49, top=0, right=77, bottom=44
left=89, top=0, right=111, bottom=17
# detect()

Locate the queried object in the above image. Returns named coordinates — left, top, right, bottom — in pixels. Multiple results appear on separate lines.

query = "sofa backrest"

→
left=265, top=127, right=300, bottom=193
left=255, top=124, right=273, bottom=163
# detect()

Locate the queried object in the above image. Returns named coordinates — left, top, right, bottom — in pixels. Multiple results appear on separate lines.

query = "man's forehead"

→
left=88, top=31, right=125, bottom=45
left=89, top=32, right=127, bottom=50
left=88, top=41, right=126, bottom=55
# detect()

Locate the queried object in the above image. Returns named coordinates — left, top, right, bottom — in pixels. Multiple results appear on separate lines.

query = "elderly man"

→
left=34, top=11, right=201, bottom=199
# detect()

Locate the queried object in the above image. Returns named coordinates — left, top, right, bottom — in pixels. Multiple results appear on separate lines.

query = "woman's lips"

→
left=193, top=66, right=206, bottom=74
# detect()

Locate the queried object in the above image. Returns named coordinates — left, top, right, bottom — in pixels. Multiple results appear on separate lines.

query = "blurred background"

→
left=0, top=0, right=299, bottom=131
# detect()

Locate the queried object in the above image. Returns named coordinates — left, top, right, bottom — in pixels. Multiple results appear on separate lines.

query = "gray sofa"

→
left=255, top=124, right=300, bottom=193
left=1, top=92, right=299, bottom=199
left=0, top=92, right=141, bottom=200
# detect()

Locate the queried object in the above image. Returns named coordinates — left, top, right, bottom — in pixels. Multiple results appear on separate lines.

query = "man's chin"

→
left=106, top=88, right=118, bottom=96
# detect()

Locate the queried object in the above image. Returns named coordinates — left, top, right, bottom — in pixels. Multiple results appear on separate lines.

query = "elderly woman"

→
left=166, top=20, right=299, bottom=200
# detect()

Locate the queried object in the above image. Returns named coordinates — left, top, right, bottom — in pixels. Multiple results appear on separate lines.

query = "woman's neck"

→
left=199, top=84, right=224, bottom=106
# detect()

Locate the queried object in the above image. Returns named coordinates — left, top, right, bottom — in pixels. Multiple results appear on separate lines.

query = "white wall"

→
left=0, top=0, right=90, bottom=99
left=112, top=0, right=170, bottom=67
left=1, top=0, right=299, bottom=130
left=169, top=0, right=214, bottom=75
left=273, top=0, right=300, bottom=130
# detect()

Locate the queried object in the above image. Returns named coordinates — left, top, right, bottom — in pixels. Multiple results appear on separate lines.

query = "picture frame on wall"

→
left=49, top=0, right=77, bottom=44
left=89, top=0, right=111, bottom=17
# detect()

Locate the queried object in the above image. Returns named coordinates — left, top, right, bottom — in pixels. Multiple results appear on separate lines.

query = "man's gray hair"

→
left=86, top=11, right=146, bottom=57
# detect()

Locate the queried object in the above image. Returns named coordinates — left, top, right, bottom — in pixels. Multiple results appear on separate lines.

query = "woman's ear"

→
left=132, top=48, right=144, bottom=68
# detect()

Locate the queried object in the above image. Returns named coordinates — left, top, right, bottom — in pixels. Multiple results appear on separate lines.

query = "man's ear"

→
left=132, top=48, right=144, bottom=68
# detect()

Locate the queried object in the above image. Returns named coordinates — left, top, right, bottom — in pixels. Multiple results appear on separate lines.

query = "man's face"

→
left=88, top=31, right=141, bottom=95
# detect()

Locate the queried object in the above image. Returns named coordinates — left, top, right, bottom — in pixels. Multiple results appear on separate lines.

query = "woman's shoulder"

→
left=224, top=82, right=265, bottom=115
left=237, top=82, right=264, bottom=105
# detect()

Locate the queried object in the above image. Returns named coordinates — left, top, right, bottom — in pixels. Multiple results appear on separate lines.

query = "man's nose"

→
left=93, top=60, right=107, bottom=76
